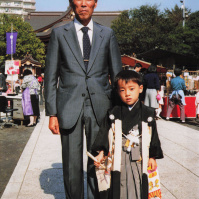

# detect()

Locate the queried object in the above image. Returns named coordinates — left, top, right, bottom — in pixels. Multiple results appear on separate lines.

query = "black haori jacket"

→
left=92, top=101, right=163, bottom=199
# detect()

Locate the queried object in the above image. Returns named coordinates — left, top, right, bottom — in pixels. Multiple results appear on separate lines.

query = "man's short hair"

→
left=147, top=64, right=157, bottom=73
left=114, top=70, right=143, bottom=89
left=134, top=63, right=142, bottom=68
left=174, top=68, right=182, bottom=76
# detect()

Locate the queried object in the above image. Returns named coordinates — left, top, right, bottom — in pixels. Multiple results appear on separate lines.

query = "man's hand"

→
left=49, top=116, right=60, bottom=135
left=148, top=158, right=157, bottom=171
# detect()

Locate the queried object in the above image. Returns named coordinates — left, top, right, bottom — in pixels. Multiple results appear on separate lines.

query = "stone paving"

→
left=1, top=113, right=199, bottom=199
left=0, top=105, right=45, bottom=198
left=157, top=120, right=199, bottom=199
left=0, top=118, right=33, bottom=198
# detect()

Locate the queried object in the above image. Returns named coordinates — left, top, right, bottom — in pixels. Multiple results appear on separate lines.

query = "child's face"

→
left=117, top=80, right=143, bottom=106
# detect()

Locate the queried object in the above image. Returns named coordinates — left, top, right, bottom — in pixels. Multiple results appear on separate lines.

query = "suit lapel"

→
left=63, top=22, right=86, bottom=72
left=87, top=22, right=104, bottom=73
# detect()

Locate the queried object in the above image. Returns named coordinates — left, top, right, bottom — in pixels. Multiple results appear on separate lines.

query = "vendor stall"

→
left=162, top=70, right=199, bottom=118
left=121, top=55, right=167, bottom=73
left=161, top=96, right=196, bottom=118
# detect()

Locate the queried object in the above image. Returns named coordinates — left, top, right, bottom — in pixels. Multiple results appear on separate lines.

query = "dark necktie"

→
left=81, top=27, right=91, bottom=70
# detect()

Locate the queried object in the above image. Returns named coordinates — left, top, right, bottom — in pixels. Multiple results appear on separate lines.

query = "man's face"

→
left=135, top=67, right=141, bottom=72
left=117, top=80, right=143, bottom=106
left=70, top=0, right=97, bottom=26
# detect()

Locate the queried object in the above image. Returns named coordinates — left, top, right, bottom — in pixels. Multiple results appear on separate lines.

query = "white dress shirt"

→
left=74, top=18, right=93, bottom=56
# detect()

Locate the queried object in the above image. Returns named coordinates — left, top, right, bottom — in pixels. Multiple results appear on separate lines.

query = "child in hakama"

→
left=92, top=70, right=164, bottom=199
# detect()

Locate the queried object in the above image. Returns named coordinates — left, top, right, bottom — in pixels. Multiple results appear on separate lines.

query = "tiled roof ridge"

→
left=34, top=7, right=73, bottom=32
left=21, top=54, right=41, bottom=65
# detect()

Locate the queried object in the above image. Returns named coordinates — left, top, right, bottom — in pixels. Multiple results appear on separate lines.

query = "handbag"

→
left=156, top=94, right=161, bottom=101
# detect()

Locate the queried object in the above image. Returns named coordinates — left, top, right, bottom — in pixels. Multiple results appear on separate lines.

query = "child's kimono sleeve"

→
left=92, top=113, right=111, bottom=156
left=149, top=120, right=164, bottom=159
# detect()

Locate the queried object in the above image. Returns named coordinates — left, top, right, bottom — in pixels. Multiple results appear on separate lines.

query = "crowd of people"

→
left=127, top=63, right=199, bottom=123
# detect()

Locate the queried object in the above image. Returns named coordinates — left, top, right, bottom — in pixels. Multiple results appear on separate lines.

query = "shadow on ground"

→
left=39, top=163, right=65, bottom=199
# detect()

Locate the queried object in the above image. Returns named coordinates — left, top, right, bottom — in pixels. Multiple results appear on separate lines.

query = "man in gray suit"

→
left=45, top=0, right=122, bottom=198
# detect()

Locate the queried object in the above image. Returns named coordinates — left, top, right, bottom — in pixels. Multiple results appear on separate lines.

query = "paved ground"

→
left=1, top=112, right=199, bottom=198
left=156, top=119, right=199, bottom=199
left=0, top=105, right=45, bottom=198
left=0, top=120, right=32, bottom=198
left=164, top=117, right=199, bottom=131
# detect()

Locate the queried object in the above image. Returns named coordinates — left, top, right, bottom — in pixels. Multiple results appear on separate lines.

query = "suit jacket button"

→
left=82, top=93, right=85, bottom=97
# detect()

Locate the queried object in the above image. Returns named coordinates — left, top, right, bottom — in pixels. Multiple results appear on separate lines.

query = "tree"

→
left=187, top=11, right=199, bottom=29
left=111, top=4, right=199, bottom=60
left=163, top=8, right=199, bottom=59
left=164, top=5, right=184, bottom=27
left=111, top=11, right=134, bottom=55
left=186, top=11, right=199, bottom=59
left=111, top=5, right=167, bottom=55
left=0, top=14, right=45, bottom=68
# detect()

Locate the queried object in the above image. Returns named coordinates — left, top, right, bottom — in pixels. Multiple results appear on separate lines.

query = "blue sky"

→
left=36, top=0, right=199, bottom=13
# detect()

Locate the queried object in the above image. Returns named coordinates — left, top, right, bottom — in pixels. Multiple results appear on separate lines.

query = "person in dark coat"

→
left=0, top=69, right=7, bottom=92
left=143, top=64, right=160, bottom=109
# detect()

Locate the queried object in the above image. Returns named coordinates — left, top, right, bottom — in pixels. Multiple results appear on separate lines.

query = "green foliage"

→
left=111, top=11, right=134, bottom=54
left=187, top=11, right=199, bottom=29
left=0, top=14, right=45, bottom=67
left=111, top=4, right=199, bottom=59
left=112, top=5, right=168, bottom=55
left=164, top=5, right=184, bottom=27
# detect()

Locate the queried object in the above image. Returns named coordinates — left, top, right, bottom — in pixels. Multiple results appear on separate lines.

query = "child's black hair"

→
left=174, top=68, right=182, bottom=76
left=114, top=70, right=143, bottom=89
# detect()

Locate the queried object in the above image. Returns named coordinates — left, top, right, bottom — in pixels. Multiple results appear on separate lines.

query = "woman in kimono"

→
left=92, top=70, right=163, bottom=199
left=21, top=69, right=40, bottom=127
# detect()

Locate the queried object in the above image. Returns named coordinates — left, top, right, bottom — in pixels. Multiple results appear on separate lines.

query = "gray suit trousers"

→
left=60, top=94, right=100, bottom=199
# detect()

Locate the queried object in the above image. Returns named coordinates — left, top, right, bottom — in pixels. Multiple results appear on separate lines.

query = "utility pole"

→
left=180, top=0, right=188, bottom=27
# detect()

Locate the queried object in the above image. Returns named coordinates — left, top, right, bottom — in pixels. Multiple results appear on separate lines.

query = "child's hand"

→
left=94, top=151, right=104, bottom=168
left=148, top=158, right=157, bottom=171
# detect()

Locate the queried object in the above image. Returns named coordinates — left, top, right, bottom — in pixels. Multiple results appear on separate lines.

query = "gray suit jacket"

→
left=45, top=21, right=122, bottom=129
